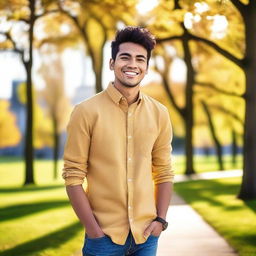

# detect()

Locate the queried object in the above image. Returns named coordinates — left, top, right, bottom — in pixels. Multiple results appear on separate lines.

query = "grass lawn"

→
left=0, top=155, right=244, bottom=256
left=0, top=158, right=84, bottom=256
left=173, top=154, right=242, bottom=174
left=174, top=177, right=256, bottom=256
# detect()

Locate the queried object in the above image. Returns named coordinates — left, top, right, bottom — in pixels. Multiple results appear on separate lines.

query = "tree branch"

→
left=0, top=31, right=24, bottom=55
left=20, top=18, right=29, bottom=23
left=157, top=33, right=244, bottom=68
left=196, top=81, right=244, bottom=98
left=35, top=9, right=59, bottom=20
left=229, top=0, right=246, bottom=17
left=210, top=105, right=244, bottom=125
left=188, top=33, right=244, bottom=68
left=57, top=3, right=83, bottom=34
left=174, top=0, right=181, bottom=10
left=156, top=35, right=182, bottom=43
left=153, top=55, right=185, bottom=117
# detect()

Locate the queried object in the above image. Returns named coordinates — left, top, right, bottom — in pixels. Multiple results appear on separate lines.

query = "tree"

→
left=0, top=0, right=37, bottom=184
left=0, top=0, right=62, bottom=185
left=17, top=82, right=54, bottom=150
left=233, top=0, right=256, bottom=199
left=57, top=0, right=137, bottom=93
left=153, top=41, right=195, bottom=174
left=38, top=47, right=72, bottom=179
left=201, top=100, right=224, bottom=170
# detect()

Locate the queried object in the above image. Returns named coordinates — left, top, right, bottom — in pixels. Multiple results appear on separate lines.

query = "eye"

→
left=137, top=58, right=146, bottom=62
left=120, top=56, right=129, bottom=60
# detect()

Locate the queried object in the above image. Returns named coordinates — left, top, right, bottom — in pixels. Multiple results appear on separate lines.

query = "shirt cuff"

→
left=64, top=177, right=84, bottom=186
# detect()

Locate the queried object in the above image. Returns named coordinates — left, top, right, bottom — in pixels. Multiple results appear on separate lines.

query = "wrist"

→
left=86, top=229, right=105, bottom=238
left=154, top=216, right=168, bottom=231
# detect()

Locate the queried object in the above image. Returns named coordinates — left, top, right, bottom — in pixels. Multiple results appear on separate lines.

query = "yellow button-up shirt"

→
left=62, top=83, right=174, bottom=245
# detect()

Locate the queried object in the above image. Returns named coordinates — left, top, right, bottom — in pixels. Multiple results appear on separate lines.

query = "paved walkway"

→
left=157, top=193, right=238, bottom=256
left=174, top=169, right=242, bottom=183
left=157, top=170, right=242, bottom=256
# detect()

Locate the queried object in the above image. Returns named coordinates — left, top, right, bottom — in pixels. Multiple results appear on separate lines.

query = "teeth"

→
left=124, top=71, right=138, bottom=75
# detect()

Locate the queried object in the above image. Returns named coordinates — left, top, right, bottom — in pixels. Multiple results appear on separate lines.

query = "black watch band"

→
left=154, top=217, right=168, bottom=231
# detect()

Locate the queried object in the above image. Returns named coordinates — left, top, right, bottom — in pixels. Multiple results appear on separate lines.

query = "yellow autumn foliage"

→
left=0, top=100, right=21, bottom=147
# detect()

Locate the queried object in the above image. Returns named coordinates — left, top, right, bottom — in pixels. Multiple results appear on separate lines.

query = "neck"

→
left=113, top=83, right=140, bottom=105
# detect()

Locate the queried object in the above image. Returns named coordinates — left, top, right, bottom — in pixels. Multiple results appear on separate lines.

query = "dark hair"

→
left=111, top=26, right=156, bottom=65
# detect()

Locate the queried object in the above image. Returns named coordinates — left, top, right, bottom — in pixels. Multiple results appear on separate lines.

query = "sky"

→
left=0, top=42, right=186, bottom=100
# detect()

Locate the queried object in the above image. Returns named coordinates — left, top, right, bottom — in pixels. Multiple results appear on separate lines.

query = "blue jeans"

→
left=82, top=231, right=159, bottom=256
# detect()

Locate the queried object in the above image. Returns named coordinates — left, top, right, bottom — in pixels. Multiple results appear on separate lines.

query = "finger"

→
left=143, top=224, right=154, bottom=238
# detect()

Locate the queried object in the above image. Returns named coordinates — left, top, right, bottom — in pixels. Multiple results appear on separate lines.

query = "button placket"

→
left=126, top=105, right=135, bottom=226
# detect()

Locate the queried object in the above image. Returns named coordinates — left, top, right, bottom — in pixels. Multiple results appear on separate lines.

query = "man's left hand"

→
left=143, top=221, right=163, bottom=238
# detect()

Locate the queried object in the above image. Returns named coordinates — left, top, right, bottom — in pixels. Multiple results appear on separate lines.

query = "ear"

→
left=109, top=59, right=114, bottom=70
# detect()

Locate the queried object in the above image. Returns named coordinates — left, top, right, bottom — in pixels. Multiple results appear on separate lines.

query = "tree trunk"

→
left=53, top=115, right=59, bottom=180
left=94, top=60, right=103, bottom=93
left=81, top=19, right=106, bottom=93
left=183, top=33, right=195, bottom=175
left=90, top=30, right=106, bottom=93
left=23, top=0, right=35, bottom=185
left=238, top=2, right=256, bottom=199
left=231, top=129, right=238, bottom=167
left=201, top=101, right=224, bottom=171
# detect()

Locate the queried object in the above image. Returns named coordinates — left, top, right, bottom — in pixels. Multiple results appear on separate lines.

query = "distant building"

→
left=0, top=80, right=52, bottom=158
left=72, top=84, right=95, bottom=105
left=0, top=80, right=26, bottom=156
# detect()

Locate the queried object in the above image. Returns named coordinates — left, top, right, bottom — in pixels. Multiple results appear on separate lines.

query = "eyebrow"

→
left=119, top=53, right=147, bottom=59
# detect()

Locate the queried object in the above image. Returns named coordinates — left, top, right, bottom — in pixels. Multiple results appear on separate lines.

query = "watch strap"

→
left=154, top=217, right=168, bottom=231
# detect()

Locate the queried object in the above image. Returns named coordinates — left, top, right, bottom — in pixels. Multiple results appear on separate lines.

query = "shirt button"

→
left=128, top=178, right=133, bottom=182
left=128, top=135, right=132, bottom=139
left=128, top=157, right=132, bottom=161
left=130, top=218, right=133, bottom=222
left=128, top=112, right=132, bottom=117
left=128, top=206, right=132, bottom=210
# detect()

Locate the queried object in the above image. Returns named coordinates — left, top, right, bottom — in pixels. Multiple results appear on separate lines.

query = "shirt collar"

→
left=106, top=82, right=143, bottom=105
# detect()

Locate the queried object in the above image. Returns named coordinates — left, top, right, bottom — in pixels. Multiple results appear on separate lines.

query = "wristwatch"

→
left=154, top=217, right=168, bottom=231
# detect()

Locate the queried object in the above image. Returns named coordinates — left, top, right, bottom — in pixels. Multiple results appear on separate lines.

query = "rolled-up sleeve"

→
left=62, top=104, right=90, bottom=186
left=152, top=108, right=174, bottom=184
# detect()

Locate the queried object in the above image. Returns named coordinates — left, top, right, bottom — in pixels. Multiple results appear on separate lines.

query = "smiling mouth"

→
left=123, top=71, right=139, bottom=76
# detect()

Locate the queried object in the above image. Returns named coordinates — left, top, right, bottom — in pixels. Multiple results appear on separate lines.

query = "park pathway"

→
left=157, top=192, right=238, bottom=256
left=157, top=170, right=241, bottom=256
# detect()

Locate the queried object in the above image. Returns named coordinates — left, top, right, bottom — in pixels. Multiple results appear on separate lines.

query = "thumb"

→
left=143, top=223, right=154, bottom=238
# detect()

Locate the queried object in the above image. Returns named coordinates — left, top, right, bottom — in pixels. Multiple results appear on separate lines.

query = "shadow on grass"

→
left=244, top=200, right=256, bottom=214
left=174, top=179, right=256, bottom=213
left=174, top=178, right=256, bottom=250
left=0, top=185, right=64, bottom=193
left=0, top=157, right=23, bottom=163
left=0, top=200, right=69, bottom=222
left=0, top=221, right=82, bottom=256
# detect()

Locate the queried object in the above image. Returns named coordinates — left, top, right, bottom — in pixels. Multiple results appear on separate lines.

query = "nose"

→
left=127, top=58, right=137, bottom=68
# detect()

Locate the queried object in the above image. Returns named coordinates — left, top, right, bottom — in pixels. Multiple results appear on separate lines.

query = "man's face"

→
left=110, top=42, right=148, bottom=88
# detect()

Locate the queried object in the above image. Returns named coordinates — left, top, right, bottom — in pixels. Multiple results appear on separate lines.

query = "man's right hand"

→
left=66, top=186, right=106, bottom=239
left=86, top=229, right=105, bottom=239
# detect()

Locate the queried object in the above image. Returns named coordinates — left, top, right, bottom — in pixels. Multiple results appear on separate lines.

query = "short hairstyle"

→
left=111, top=26, right=156, bottom=65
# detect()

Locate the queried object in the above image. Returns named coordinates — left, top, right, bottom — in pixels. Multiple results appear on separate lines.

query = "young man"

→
left=62, top=26, right=174, bottom=256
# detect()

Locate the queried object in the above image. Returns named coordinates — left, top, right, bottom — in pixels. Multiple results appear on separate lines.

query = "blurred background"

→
left=0, top=0, right=255, bottom=256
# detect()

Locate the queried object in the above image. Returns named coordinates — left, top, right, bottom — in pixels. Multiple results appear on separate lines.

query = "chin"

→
left=122, top=83, right=140, bottom=88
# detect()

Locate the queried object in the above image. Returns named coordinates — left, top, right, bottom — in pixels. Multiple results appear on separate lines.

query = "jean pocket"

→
left=83, top=235, right=112, bottom=256
left=86, top=235, right=107, bottom=241
left=149, top=234, right=160, bottom=238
